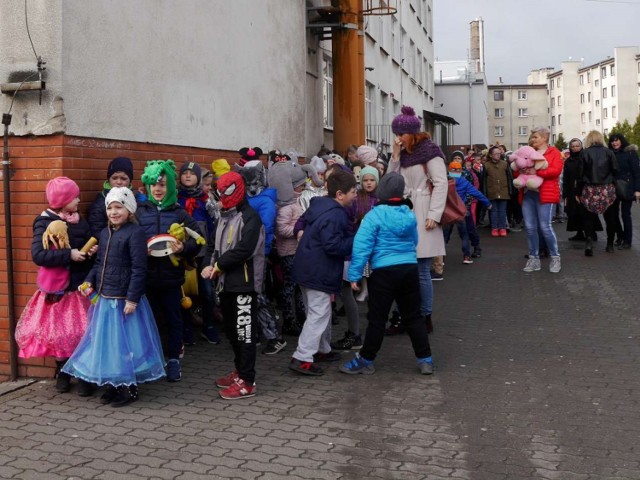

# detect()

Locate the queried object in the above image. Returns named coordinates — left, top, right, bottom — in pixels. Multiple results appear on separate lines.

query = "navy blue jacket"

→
left=292, top=196, right=354, bottom=294
left=612, top=146, right=640, bottom=193
left=31, top=211, right=94, bottom=290
left=135, top=201, right=202, bottom=289
left=86, top=222, right=147, bottom=303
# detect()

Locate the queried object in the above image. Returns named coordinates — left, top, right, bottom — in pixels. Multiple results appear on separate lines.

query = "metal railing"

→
left=365, top=124, right=393, bottom=147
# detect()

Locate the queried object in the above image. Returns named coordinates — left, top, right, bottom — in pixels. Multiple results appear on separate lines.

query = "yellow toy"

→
left=166, top=223, right=206, bottom=267
left=42, top=220, right=70, bottom=250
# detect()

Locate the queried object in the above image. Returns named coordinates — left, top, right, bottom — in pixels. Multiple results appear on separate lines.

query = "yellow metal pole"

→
left=332, top=0, right=365, bottom=154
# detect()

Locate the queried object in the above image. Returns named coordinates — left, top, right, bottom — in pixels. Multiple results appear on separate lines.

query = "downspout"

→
left=2, top=112, right=17, bottom=381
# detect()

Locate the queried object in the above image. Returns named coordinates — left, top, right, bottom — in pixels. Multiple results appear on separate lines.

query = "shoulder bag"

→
left=423, top=163, right=467, bottom=226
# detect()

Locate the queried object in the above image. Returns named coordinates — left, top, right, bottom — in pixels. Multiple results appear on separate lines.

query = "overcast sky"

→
left=433, top=0, right=640, bottom=84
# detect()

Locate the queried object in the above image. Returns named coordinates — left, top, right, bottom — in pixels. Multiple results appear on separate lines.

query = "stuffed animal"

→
left=42, top=220, right=70, bottom=250
left=166, top=222, right=206, bottom=267
left=510, top=146, right=548, bottom=191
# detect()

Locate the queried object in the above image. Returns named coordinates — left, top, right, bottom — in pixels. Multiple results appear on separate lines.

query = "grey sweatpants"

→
left=292, top=287, right=332, bottom=363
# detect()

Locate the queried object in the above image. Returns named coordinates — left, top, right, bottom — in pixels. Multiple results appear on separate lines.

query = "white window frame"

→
left=494, top=126, right=504, bottom=137
left=517, top=90, right=528, bottom=100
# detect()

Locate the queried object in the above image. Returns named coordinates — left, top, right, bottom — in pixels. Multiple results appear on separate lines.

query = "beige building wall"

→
left=488, top=84, right=548, bottom=150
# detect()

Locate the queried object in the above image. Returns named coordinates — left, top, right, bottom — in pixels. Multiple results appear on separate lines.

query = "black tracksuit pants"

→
left=220, top=291, right=257, bottom=384
left=361, top=264, right=431, bottom=362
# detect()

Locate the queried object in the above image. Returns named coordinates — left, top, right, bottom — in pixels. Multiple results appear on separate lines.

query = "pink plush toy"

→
left=509, top=146, right=548, bottom=191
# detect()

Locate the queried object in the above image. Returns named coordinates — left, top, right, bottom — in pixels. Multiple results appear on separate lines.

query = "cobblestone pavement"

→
left=2, top=219, right=640, bottom=479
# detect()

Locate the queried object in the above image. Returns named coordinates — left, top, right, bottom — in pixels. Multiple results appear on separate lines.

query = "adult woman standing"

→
left=522, top=126, right=564, bottom=273
left=608, top=133, right=640, bottom=249
left=563, top=138, right=602, bottom=242
left=388, top=106, right=447, bottom=332
left=577, top=130, right=619, bottom=254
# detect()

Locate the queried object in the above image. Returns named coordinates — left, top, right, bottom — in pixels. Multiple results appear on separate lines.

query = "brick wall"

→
left=0, top=134, right=238, bottom=381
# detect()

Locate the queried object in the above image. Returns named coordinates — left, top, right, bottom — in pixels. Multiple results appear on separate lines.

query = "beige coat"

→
left=388, top=156, right=448, bottom=258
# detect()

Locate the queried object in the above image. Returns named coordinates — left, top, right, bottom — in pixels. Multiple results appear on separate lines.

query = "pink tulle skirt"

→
left=15, top=290, right=90, bottom=359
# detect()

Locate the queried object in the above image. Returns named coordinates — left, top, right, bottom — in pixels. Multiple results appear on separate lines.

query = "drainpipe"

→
left=2, top=112, right=17, bottom=381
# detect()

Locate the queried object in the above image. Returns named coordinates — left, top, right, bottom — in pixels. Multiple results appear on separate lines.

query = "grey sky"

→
left=433, top=0, right=640, bottom=84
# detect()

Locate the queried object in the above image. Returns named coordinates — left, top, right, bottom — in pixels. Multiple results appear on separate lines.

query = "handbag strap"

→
left=422, top=162, right=434, bottom=193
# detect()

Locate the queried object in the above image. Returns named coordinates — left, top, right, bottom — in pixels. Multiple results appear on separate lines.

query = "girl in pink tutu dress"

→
left=15, top=177, right=98, bottom=394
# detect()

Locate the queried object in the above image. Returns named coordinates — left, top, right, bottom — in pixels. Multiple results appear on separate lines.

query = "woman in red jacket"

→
left=522, top=127, right=564, bottom=273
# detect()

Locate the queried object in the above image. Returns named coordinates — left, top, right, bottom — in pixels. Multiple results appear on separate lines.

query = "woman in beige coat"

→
left=388, top=106, right=447, bottom=332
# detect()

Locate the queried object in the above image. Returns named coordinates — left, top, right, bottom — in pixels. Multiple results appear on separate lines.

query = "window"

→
left=551, top=97, right=555, bottom=107
left=580, top=74, right=584, bottom=85
left=604, top=129, right=609, bottom=135
left=365, top=82, right=375, bottom=125
left=603, top=108, right=608, bottom=119
left=588, top=92, right=591, bottom=102
left=596, top=119, right=601, bottom=126
left=601, top=66, right=607, bottom=78
left=610, top=65, right=615, bottom=76
left=611, top=85, right=616, bottom=97
left=595, top=79, right=599, bottom=87
left=391, top=17, right=398, bottom=60
left=581, top=113, right=586, bottom=123
left=557, top=96, right=562, bottom=106
left=494, top=90, right=504, bottom=101
left=558, top=114, right=562, bottom=125
left=557, top=78, right=561, bottom=87
left=518, top=108, right=528, bottom=117
left=380, top=91, right=389, bottom=126
left=612, top=106, right=617, bottom=118
left=518, top=90, right=528, bottom=100
left=551, top=116, right=556, bottom=126
left=580, top=93, right=585, bottom=104
left=494, top=126, right=504, bottom=137
left=550, top=79, right=555, bottom=89
left=595, top=99, right=600, bottom=107
left=552, top=134, right=556, bottom=144
left=494, top=108, right=504, bottom=118
left=602, top=87, right=607, bottom=99
left=588, top=111, right=592, bottom=121
left=587, top=71, right=591, bottom=83
left=322, top=58, right=333, bottom=128
left=518, top=126, right=528, bottom=136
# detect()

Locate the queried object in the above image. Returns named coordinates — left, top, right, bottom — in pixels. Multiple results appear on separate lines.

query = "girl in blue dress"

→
left=63, top=187, right=165, bottom=407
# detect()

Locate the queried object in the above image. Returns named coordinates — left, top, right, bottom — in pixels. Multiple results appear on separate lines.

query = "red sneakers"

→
left=215, top=369, right=239, bottom=388
left=219, top=378, right=256, bottom=400
left=491, top=229, right=499, bottom=237
left=499, top=229, right=507, bottom=237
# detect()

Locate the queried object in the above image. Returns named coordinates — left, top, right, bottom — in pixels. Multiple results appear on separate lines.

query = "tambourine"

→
left=147, top=234, right=178, bottom=257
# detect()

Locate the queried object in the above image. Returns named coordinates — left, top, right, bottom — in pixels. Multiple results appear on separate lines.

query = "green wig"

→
left=141, top=159, right=178, bottom=209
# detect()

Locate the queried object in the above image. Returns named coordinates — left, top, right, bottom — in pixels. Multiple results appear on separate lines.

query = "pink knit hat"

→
left=45, top=177, right=80, bottom=209
left=391, top=105, right=421, bottom=135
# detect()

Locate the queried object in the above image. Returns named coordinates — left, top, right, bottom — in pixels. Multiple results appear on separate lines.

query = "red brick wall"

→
left=0, top=134, right=238, bottom=381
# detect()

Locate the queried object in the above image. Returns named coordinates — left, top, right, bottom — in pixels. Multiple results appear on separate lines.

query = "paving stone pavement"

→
left=2, top=216, right=640, bottom=479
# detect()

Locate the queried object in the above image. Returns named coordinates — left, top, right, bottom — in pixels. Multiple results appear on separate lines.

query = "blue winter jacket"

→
left=347, top=203, right=418, bottom=282
left=85, top=222, right=148, bottom=303
left=247, top=188, right=277, bottom=255
left=135, top=201, right=202, bottom=289
left=88, top=188, right=146, bottom=238
left=454, top=176, right=491, bottom=207
left=292, top=196, right=354, bottom=294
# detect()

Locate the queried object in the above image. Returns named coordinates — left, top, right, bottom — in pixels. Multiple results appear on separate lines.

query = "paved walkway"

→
left=2, top=216, right=640, bottom=479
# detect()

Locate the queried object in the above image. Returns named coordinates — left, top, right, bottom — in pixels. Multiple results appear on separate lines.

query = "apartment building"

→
left=549, top=47, right=640, bottom=143
left=487, top=69, right=551, bottom=150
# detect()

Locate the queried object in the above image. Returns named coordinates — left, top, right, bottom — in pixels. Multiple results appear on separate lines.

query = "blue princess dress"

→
left=63, top=295, right=166, bottom=386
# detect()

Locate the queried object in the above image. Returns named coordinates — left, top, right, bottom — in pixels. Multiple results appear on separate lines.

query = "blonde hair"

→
left=583, top=130, right=605, bottom=148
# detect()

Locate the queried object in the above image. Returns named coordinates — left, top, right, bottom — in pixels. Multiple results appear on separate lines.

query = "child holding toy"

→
left=15, top=177, right=98, bottom=395
left=136, top=160, right=202, bottom=382
left=63, top=187, right=165, bottom=407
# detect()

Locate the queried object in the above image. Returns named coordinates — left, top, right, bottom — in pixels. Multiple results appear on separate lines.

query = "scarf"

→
left=399, top=139, right=445, bottom=169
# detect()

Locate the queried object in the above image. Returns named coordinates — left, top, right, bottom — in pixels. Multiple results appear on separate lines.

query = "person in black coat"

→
left=608, top=133, right=640, bottom=249
left=563, top=138, right=602, bottom=241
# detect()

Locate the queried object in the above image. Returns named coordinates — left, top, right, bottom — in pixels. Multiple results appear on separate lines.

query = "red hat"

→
left=45, top=177, right=80, bottom=209
left=217, top=172, right=245, bottom=210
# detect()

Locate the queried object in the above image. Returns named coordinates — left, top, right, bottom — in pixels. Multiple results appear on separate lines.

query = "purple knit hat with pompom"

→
left=392, top=105, right=421, bottom=135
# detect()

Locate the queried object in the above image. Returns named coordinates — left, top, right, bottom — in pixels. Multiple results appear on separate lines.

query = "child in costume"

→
left=63, top=187, right=165, bottom=407
left=87, top=156, right=146, bottom=238
left=341, top=172, right=434, bottom=375
left=202, top=171, right=265, bottom=400
left=15, top=177, right=98, bottom=394
left=136, top=160, right=202, bottom=382
left=177, top=161, right=220, bottom=345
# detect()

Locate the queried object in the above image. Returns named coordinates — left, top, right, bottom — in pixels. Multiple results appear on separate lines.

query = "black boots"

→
left=110, top=385, right=139, bottom=408
left=77, top=379, right=95, bottom=397
left=55, top=360, right=71, bottom=393
left=585, top=239, right=593, bottom=257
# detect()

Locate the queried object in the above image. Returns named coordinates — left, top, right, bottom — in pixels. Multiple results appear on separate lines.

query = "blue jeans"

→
left=490, top=199, right=508, bottom=229
left=417, top=258, right=433, bottom=316
left=465, top=210, right=479, bottom=248
left=522, top=191, right=559, bottom=257
left=444, top=219, right=471, bottom=257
